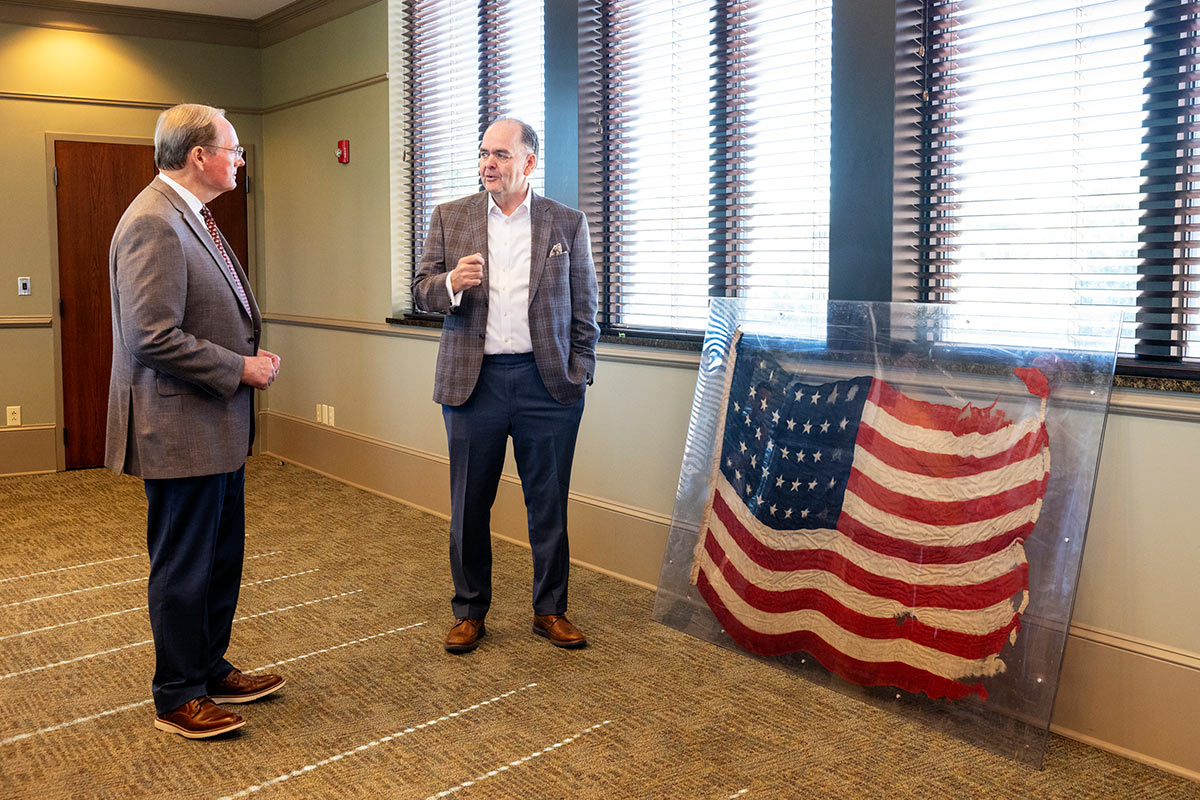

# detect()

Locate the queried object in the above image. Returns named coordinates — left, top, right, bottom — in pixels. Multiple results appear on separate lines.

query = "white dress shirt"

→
left=157, top=172, right=206, bottom=226
left=447, top=188, right=534, bottom=354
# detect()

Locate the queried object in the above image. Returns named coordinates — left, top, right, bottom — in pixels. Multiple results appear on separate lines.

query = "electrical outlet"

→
left=316, top=403, right=323, bottom=423
left=17, top=277, right=31, bottom=296
left=320, top=404, right=329, bottom=425
left=6, top=406, right=20, bottom=426
left=327, top=406, right=335, bottom=427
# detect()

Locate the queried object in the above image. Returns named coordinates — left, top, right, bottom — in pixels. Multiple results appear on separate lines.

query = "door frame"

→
left=44, top=131, right=259, bottom=471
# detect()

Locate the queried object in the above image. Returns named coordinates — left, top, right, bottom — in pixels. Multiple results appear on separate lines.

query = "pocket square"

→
left=548, top=242, right=566, bottom=257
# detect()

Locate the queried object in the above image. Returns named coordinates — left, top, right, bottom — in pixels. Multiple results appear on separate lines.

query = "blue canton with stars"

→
left=718, top=342, right=873, bottom=531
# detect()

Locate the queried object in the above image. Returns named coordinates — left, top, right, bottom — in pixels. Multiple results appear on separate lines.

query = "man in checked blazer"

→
left=412, top=118, right=600, bottom=654
left=107, top=104, right=285, bottom=738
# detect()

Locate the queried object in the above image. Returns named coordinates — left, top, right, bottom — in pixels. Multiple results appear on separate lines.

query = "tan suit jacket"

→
left=105, top=177, right=261, bottom=479
left=411, top=191, right=600, bottom=406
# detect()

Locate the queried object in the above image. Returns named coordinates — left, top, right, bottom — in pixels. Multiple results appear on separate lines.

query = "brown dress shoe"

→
left=208, top=668, right=286, bottom=703
left=154, top=697, right=244, bottom=739
left=533, top=614, right=587, bottom=648
left=444, top=618, right=486, bottom=653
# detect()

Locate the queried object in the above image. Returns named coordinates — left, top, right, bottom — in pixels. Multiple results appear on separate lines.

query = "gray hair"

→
left=154, top=103, right=226, bottom=171
left=489, top=117, right=539, bottom=158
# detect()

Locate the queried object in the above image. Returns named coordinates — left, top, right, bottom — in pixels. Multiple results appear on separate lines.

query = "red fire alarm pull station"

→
left=336, top=139, right=350, bottom=164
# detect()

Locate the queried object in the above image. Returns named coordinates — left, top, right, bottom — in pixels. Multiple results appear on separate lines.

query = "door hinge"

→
left=59, top=298, right=65, bottom=318
left=244, top=176, right=251, bottom=194
left=53, top=166, right=58, bottom=187
left=63, top=428, right=69, bottom=447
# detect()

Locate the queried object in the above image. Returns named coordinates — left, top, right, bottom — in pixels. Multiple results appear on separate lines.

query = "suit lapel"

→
left=470, top=192, right=490, bottom=298
left=528, top=193, right=551, bottom=304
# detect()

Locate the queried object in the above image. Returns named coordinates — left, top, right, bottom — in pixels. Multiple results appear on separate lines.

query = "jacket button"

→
left=247, top=336, right=256, bottom=344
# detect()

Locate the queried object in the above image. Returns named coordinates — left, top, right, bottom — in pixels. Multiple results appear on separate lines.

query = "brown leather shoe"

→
left=154, top=697, right=244, bottom=739
left=533, top=614, right=587, bottom=648
left=208, top=668, right=286, bottom=703
left=444, top=618, right=486, bottom=653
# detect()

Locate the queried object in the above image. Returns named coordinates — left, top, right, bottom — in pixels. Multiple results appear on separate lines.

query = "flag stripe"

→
left=712, top=486, right=1028, bottom=610
left=696, top=565, right=990, bottom=700
left=841, top=491, right=1041, bottom=549
left=852, top=442, right=1049, bottom=503
left=713, top=478, right=1028, bottom=589
left=846, top=468, right=1048, bottom=527
left=705, top=510, right=1026, bottom=635
left=864, top=392, right=1045, bottom=459
left=835, top=512, right=1035, bottom=565
left=870, top=379, right=1030, bottom=438
left=856, top=421, right=1049, bottom=479
left=703, top=531, right=1022, bottom=659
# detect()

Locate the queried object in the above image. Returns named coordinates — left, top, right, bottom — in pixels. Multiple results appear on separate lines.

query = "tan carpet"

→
left=0, top=457, right=1194, bottom=799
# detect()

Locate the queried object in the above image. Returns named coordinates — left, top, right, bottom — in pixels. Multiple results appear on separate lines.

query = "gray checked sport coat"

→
left=411, top=191, right=600, bottom=407
left=105, top=177, right=262, bottom=479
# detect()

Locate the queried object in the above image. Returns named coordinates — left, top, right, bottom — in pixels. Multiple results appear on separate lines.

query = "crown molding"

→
left=0, top=0, right=378, bottom=48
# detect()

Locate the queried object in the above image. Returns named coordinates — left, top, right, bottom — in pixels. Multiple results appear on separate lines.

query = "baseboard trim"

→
left=259, top=408, right=1199, bottom=779
left=0, top=424, right=57, bottom=476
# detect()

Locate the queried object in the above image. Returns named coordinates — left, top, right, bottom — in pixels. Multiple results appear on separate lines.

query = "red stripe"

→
left=846, top=469, right=1047, bottom=526
left=696, top=569, right=987, bottom=700
left=704, top=532, right=1021, bottom=660
left=713, top=488, right=1028, bottom=610
left=869, top=379, right=1018, bottom=436
left=836, top=512, right=1034, bottom=565
left=856, top=421, right=1048, bottom=479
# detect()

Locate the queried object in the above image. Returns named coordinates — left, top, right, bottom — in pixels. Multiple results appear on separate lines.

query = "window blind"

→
left=903, top=0, right=1200, bottom=365
left=405, top=0, right=545, bottom=304
left=587, top=0, right=833, bottom=335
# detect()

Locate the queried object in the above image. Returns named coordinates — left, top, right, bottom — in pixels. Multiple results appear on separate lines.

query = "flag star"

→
left=775, top=476, right=784, bottom=487
left=839, top=417, right=849, bottom=430
left=801, top=508, right=810, bottom=518
left=739, top=441, right=748, bottom=453
left=794, top=387, right=805, bottom=401
left=813, top=451, right=823, bottom=463
left=726, top=457, right=732, bottom=468
left=768, top=370, right=775, bottom=381
left=808, top=479, right=818, bottom=490
left=733, top=401, right=740, bottom=412
left=761, top=466, right=770, bottom=478
left=811, top=391, right=821, bottom=404
left=744, top=413, right=752, bottom=426
left=784, top=508, right=793, bottom=518
left=827, top=386, right=839, bottom=404
left=828, top=477, right=837, bottom=488
left=779, top=447, right=790, bottom=460
left=791, top=479, right=802, bottom=491
left=745, top=484, right=752, bottom=495
left=803, top=420, right=812, bottom=434
left=749, top=386, right=757, bottom=398
left=765, top=439, right=774, bottom=452
left=751, top=495, right=761, bottom=506
left=820, top=420, right=830, bottom=433
left=735, top=469, right=742, bottom=481
left=847, top=385, right=859, bottom=401
left=750, top=454, right=757, bottom=469
left=771, top=410, right=780, bottom=423
left=755, top=427, right=763, bottom=441
left=759, top=360, right=767, bottom=369
left=786, top=419, right=796, bottom=431
left=760, top=398, right=768, bottom=411
left=832, top=448, right=843, bottom=461
left=797, top=450, right=806, bottom=462
left=769, top=504, right=777, bottom=515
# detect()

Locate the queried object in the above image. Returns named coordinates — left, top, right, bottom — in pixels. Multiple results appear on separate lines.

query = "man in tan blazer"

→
left=107, top=104, right=284, bottom=738
left=412, top=118, right=599, bottom=654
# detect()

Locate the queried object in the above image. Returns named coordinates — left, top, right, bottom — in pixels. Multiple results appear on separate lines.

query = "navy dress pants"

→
left=443, top=353, right=584, bottom=619
left=143, top=466, right=245, bottom=715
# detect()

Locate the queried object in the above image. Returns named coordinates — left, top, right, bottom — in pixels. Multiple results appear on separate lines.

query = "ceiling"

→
left=71, top=0, right=298, bottom=20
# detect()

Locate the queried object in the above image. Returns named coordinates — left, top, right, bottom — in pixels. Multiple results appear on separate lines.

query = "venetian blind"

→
left=903, top=0, right=1200, bottom=366
left=586, top=0, right=833, bottom=335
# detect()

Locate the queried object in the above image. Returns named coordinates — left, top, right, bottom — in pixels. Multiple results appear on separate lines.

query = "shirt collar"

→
left=487, top=186, right=533, bottom=219
left=157, top=172, right=204, bottom=217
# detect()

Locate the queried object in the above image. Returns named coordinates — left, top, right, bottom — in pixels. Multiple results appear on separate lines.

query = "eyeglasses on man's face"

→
left=478, top=149, right=515, bottom=163
left=205, top=144, right=246, bottom=159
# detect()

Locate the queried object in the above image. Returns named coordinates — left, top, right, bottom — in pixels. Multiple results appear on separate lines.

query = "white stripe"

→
left=0, top=605, right=147, bottom=641
left=707, top=504, right=1022, bottom=636
left=698, top=548, right=1006, bottom=681
left=216, top=684, right=539, bottom=800
left=0, top=553, right=145, bottom=584
left=863, top=397, right=1043, bottom=459
left=424, top=720, right=613, bottom=800
left=852, top=442, right=1049, bottom=504
left=716, top=476, right=1027, bottom=587
left=0, top=590, right=365, bottom=681
left=842, top=491, right=1041, bottom=548
left=0, top=618, right=420, bottom=747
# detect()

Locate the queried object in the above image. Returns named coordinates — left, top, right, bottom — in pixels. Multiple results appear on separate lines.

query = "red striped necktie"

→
left=200, top=205, right=251, bottom=317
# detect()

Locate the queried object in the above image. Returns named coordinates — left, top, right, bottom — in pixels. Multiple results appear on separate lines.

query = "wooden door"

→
left=55, top=140, right=249, bottom=469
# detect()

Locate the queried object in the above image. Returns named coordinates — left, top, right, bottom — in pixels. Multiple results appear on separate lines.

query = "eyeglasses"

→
left=478, top=149, right=515, bottom=163
left=205, top=144, right=246, bottom=159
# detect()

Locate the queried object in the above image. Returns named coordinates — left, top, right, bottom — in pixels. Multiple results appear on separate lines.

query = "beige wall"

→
left=0, top=0, right=1196, bottom=780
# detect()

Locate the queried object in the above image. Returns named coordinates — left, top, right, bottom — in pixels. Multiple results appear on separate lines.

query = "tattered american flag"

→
left=690, top=334, right=1050, bottom=701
